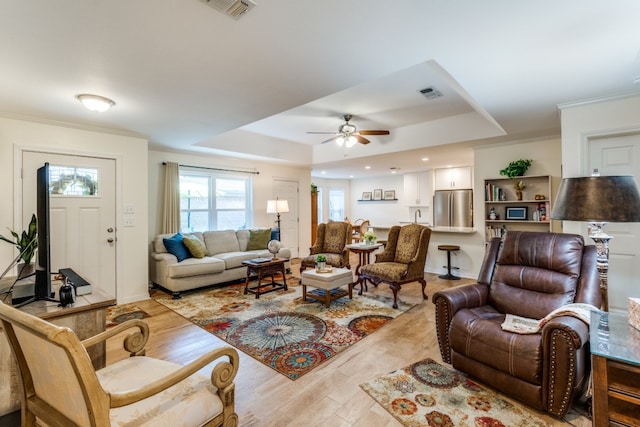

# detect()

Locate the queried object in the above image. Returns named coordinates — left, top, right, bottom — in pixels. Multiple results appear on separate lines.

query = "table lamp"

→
left=266, top=198, right=289, bottom=241
left=551, top=174, right=640, bottom=311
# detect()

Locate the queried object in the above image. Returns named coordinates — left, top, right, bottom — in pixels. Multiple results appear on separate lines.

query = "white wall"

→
left=147, top=149, right=312, bottom=258
left=0, top=116, right=149, bottom=304
left=349, top=175, right=407, bottom=230
left=560, top=94, right=640, bottom=238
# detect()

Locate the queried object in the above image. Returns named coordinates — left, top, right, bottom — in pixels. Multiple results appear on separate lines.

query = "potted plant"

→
left=315, top=254, right=327, bottom=271
left=499, top=159, right=532, bottom=178
left=0, top=213, right=38, bottom=278
left=363, top=230, right=377, bottom=245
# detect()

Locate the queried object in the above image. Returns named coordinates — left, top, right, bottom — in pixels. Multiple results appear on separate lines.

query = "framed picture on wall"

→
left=373, top=189, right=383, bottom=200
left=384, top=190, right=395, bottom=200
left=362, top=191, right=372, bottom=201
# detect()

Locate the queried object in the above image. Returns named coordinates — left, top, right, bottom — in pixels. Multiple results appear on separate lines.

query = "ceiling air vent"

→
left=419, top=86, right=442, bottom=100
left=206, top=0, right=256, bottom=19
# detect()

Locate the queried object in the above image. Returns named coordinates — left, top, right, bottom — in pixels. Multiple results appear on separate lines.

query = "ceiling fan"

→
left=307, top=114, right=390, bottom=147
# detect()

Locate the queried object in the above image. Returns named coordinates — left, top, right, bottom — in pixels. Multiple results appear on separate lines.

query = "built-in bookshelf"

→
left=484, top=175, right=553, bottom=241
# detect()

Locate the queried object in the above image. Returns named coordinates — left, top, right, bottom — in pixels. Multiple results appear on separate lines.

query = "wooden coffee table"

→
left=242, top=258, right=288, bottom=298
left=300, top=268, right=353, bottom=307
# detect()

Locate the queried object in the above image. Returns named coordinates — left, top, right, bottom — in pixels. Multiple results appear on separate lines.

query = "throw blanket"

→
left=501, top=303, right=601, bottom=334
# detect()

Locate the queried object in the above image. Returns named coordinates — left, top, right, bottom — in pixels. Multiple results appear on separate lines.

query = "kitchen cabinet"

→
left=403, top=171, right=432, bottom=206
left=484, top=175, right=552, bottom=241
left=434, top=166, right=472, bottom=190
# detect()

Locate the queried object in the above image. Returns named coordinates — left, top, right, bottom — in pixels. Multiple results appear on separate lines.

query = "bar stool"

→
left=438, top=245, right=460, bottom=280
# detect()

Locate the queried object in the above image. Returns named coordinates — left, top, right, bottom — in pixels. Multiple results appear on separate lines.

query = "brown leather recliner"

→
left=433, top=231, right=601, bottom=418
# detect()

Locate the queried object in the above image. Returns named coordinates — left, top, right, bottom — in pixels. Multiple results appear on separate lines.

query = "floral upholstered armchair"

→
left=358, top=223, right=431, bottom=308
left=300, top=221, right=352, bottom=275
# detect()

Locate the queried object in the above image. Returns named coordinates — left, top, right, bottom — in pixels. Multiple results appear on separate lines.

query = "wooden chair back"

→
left=0, top=302, right=109, bottom=426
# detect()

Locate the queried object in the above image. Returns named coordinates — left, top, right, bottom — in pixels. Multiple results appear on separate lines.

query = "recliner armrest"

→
left=542, top=315, right=589, bottom=350
left=541, top=315, right=591, bottom=416
left=432, top=283, right=489, bottom=363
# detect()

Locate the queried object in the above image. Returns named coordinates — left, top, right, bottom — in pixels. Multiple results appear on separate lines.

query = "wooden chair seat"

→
left=0, top=301, right=239, bottom=427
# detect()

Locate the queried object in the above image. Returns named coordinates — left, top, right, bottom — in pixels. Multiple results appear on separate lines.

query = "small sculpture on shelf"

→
left=489, top=207, right=497, bottom=220
left=514, top=180, right=525, bottom=201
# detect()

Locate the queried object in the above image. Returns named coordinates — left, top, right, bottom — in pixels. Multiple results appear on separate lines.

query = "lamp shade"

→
left=266, top=199, right=289, bottom=214
left=551, top=176, right=640, bottom=222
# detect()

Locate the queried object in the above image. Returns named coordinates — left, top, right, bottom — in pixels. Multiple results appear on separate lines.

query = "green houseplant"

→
left=315, top=254, right=327, bottom=271
left=499, top=159, right=532, bottom=178
left=0, top=214, right=38, bottom=277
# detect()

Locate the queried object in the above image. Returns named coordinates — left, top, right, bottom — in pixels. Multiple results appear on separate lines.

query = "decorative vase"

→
left=316, top=261, right=326, bottom=271
left=17, top=262, right=35, bottom=279
left=365, top=238, right=375, bottom=245
left=516, top=190, right=523, bottom=201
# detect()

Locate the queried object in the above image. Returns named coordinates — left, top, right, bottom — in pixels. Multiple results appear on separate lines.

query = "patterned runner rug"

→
left=153, top=280, right=415, bottom=380
left=361, top=358, right=548, bottom=426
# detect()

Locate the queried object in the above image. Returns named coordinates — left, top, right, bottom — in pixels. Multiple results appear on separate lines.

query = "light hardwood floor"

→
left=107, top=255, right=591, bottom=427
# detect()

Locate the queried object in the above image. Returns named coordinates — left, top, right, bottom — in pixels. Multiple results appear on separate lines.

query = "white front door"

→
left=273, top=179, right=299, bottom=257
left=22, top=151, right=117, bottom=298
left=588, top=134, right=640, bottom=313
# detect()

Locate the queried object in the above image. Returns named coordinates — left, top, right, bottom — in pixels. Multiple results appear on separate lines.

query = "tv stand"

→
left=13, top=292, right=58, bottom=308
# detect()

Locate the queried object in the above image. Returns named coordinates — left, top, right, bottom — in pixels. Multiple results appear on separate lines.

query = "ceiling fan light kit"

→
left=308, top=114, right=390, bottom=147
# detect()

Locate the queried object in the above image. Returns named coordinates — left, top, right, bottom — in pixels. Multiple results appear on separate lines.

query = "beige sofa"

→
left=150, top=229, right=291, bottom=298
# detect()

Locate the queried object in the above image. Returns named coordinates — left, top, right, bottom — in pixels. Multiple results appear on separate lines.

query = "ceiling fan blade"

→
left=307, top=131, right=338, bottom=135
left=354, top=135, right=370, bottom=145
left=321, top=136, right=339, bottom=144
left=358, top=130, right=390, bottom=136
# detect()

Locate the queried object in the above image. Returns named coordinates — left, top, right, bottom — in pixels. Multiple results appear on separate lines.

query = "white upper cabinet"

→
left=434, top=166, right=472, bottom=190
left=403, top=171, right=432, bottom=206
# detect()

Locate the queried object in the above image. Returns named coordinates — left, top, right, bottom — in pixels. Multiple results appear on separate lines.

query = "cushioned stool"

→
left=438, top=244, right=460, bottom=280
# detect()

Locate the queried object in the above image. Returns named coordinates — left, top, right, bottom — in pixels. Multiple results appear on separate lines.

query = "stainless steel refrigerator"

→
left=433, top=189, right=473, bottom=227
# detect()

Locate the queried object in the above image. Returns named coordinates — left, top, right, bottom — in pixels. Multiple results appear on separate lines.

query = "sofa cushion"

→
left=183, top=234, right=207, bottom=258
left=236, top=230, right=250, bottom=251
left=215, top=252, right=256, bottom=270
left=167, top=256, right=226, bottom=278
left=203, top=230, right=240, bottom=255
left=247, top=229, right=271, bottom=250
left=162, top=233, right=191, bottom=262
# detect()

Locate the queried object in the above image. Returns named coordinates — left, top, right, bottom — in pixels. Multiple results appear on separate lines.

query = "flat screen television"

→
left=34, top=162, right=53, bottom=301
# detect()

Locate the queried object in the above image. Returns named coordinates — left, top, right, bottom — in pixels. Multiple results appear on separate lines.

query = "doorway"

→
left=21, top=151, right=117, bottom=298
left=588, top=133, right=640, bottom=312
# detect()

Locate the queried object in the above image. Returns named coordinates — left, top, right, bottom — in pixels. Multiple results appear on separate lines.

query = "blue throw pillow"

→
left=163, top=233, right=191, bottom=262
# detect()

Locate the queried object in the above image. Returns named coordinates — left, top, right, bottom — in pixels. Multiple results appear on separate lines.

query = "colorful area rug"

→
left=106, top=303, right=150, bottom=328
left=153, top=281, right=415, bottom=380
left=361, top=358, right=547, bottom=427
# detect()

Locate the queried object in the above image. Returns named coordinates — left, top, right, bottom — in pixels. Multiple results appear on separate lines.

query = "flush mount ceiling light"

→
left=76, top=94, right=115, bottom=112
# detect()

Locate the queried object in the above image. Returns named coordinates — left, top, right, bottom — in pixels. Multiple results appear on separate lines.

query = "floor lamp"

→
left=266, top=198, right=289, bottom=241
left=551, top=175, right=640, bottom=311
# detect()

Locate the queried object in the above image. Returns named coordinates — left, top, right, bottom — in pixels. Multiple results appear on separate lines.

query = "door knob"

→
left=107, top=238, right=114, bottom=243
left=107, top=227, right=114, bottom=233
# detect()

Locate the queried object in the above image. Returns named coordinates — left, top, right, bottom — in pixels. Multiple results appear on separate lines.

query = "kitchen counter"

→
left=430, top=226, right=476, bottom=234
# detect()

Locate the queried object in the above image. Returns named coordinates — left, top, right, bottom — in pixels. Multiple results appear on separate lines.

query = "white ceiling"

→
left=1, top=1, right=640, bottom=178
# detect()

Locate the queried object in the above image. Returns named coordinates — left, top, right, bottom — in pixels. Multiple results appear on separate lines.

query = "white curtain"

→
left=161, top=162, right=180, bottom=234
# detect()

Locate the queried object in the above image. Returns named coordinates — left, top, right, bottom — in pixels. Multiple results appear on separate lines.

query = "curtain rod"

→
left=163, top=162, right=259, bottom=175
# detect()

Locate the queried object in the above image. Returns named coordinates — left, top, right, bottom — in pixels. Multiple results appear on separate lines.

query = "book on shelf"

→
left=485, top=225, right=507, bottom=241
left=485, top=183, right=503, bottom=201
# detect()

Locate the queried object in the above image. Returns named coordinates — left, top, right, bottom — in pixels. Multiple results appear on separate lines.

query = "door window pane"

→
left=49, top=165, right=98, bottom=196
